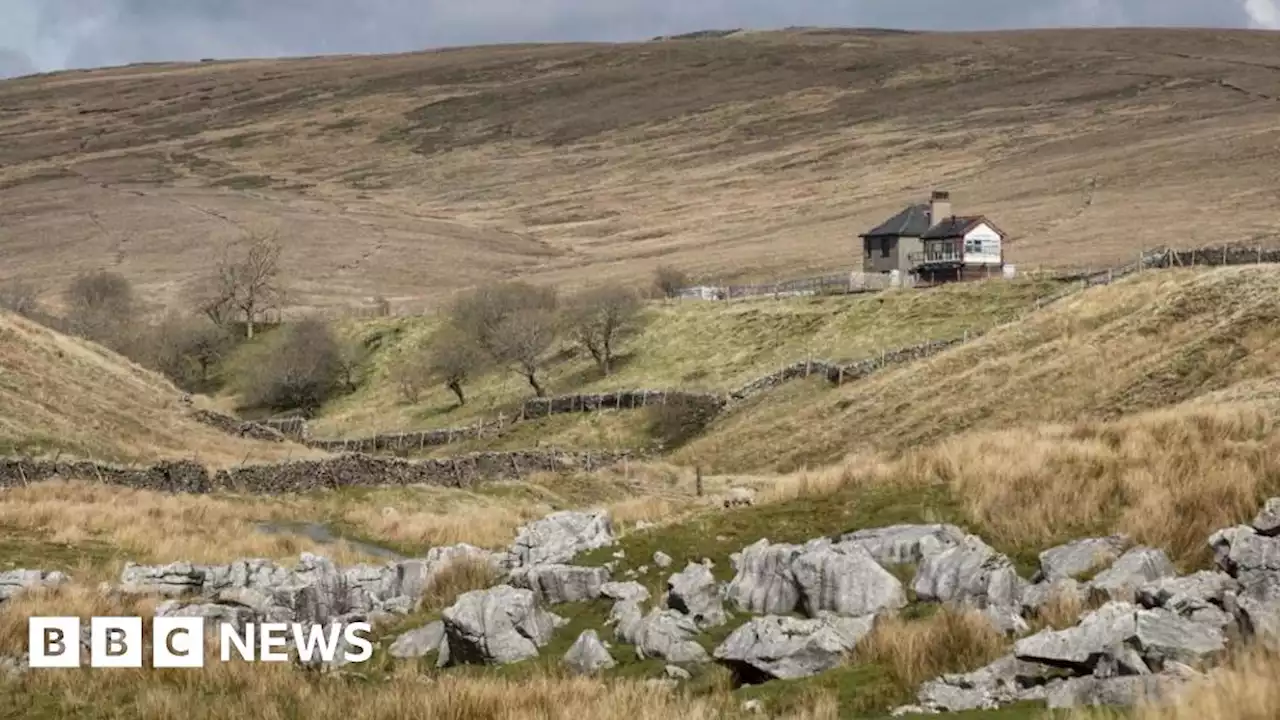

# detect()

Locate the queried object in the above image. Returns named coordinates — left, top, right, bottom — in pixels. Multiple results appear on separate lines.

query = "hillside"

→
left=3, top=28, right=1280, bottom=313
left=0, top=309, right=316, bottom=465
left=681, top=265, right=1280, bottom=472
left=309, top=276, right=1060, bottom=437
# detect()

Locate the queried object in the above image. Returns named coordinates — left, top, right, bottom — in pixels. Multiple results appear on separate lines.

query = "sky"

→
left=1, top=0, right=1278, bottom=79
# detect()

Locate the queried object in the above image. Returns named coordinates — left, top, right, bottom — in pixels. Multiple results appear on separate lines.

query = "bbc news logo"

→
left=29, top=617, right=374, bottom=668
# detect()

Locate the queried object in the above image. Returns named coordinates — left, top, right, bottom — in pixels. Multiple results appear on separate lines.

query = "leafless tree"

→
left=64, top=269, right=139, bottom=350
left=0, top=278, right=41, bottom=319
left=447, top=281, right=558, bottom=397
left=563, top=285, right=645, bottom=376
left=193, top=233, right=284, bottom=338
left=387, top=349, right=432, bottom=403
left=427, top=330, right=486, bottom=406
left=146, top=312, right=233, bottom=390
left=653, top=265, right=690, bottom=299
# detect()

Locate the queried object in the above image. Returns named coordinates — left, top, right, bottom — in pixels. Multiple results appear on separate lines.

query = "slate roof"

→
left=921, top=215, right=984, bottom=240
left=860, top=204, right=931, bottom=238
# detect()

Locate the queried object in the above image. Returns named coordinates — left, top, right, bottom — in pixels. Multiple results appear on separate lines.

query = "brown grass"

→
left=683, top=266, right=1280, bottom=473
left=852, top=608, right=1009, bottom=692
left=0, top=309, right=319, bottom=465
left=2, top=29, right=1280, bottom=314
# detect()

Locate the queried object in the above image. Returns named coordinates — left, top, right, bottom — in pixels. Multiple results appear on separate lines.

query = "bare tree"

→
left=0, top=278, right=41, bottom=319
left=492, top=308, right=557, bottom=397
left=653, top=265, right=690, bottom=299
left=146, top=312, right=233, bottom=390
left=387, top=349, right=432, bottom=403
left=64, top=270, right=138, bottom=350
left=427, top=331, right=486, bottom=406
left=563, top=285, right=645, bottom=376
left=193, top=233, right=283, bottom=338
left=447, top=281, right=558, bottom=397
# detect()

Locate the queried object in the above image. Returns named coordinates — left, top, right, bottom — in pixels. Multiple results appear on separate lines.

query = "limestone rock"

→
left=601, top=581, right=650, bottom=604
left=1252, top=497, right=1280, bottom=537
left=654, top=551, right=673, bottom=569
left=1089, top=547, right=1176, bottom=600
left=563, top=629, right=616, bottom=675
left=508, top=564, right=608, bottom=605
left=634, top=609, right=710, bottom=664
left=838, top=524, right=968, bottom=566
left=388, top=621, right=445, bottom=659
left=1035, top=536, right=1129, bottom=582
left=713, top=614, right=875, bottom=682
left=1045, top=675, right=1185, bottom=709
left=0, top=569, right=67, bottom=603
left=725, top=539, right=803, bottom=615
left=792, top=544, right=907, bottom=618
left=440, top=585, right=558, bottom=666
left=912, top=535, right=1026, bottom=608
left=666, top=562, right=727, bottom=628
left=507, top=510, right=615, bottom=569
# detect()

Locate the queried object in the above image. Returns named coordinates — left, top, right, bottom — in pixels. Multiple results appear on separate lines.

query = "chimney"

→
left=929, top=190, right=951, bottom=225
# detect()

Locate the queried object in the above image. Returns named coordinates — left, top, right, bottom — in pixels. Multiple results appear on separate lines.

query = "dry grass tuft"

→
left=901, top=401, right=1280, bottom=567
left=852, top=607, right=1009, bottom=692
left=418, top=556, right=505, bottom=613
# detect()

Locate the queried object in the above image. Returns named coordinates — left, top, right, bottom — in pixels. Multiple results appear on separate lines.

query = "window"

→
left=881, top=237, right=892, bottom=258
left=965, top=238, right=982, bottom=254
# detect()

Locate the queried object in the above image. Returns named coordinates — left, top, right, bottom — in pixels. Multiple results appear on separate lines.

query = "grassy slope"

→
left=308, top=277, right=1061, bottom=437
left=2, top=30, right=1280, bottom=312
left=681, top=265, right=1280, bottom=472
left=0, top=310, right=316, bottom=466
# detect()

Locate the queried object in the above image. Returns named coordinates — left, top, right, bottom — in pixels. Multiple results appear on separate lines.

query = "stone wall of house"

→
left=0, top=450, right=637, bottom=495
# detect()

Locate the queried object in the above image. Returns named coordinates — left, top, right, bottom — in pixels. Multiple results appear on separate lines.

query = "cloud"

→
left=1244, top=0, right=1280, bottom=28
left=0, top=0, right=1266, bottom=79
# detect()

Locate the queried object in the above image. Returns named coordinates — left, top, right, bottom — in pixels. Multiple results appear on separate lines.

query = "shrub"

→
left=236, top=318, right=347, bottom=413
left=645, top=396, right=720, bottom=449
left=653, top=265, right=690, bottom=299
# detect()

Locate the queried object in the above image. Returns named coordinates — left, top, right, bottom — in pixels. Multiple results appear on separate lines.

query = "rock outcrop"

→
left=440, top=585, right=559, bottom=666
left=713, top=615, right=875, bottom=682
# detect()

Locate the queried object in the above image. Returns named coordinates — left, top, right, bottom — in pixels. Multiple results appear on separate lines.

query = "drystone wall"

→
left=193, top=244, right=1280, bottom=456
left=0, top=450, right=637, bottom=495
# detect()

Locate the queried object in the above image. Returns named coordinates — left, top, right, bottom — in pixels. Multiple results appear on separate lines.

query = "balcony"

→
left=909, top=246, right=962, bottom=265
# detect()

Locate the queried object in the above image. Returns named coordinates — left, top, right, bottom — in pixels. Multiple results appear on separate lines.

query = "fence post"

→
left=696, top=466, right=704, bottom=497
left=1259, top=247, right=1263, bottom=264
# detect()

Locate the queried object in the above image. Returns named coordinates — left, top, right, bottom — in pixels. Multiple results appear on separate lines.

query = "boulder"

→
left=633, top=609, right=710, bottom=664
left=1014, top=602, right=1141, bottom=672
left=1045, top=675, right=1185, bottom=709
left=666, top=562, right=727, bottom=628
left=440, top=585, right=558, bottom=666
left=1014, top=602, right=1225, bottom=673
left=601, top=581, right=650, bottom=604
left=665, top=664, right=693, bottom=680
left=388, top=621, right=445, bottom=659
left=838, top=524, right=967, bottom=567
left=1213, top=528, right=1280, bottom=576
left=1136, top=571, right=1238, bottom=629
left=155, top=600, right=255, bottom=632
left=1021, top=578, right=1086, bottom=616
left=506, top=510, right=614, bottom=569
left=725, top=539, right=804, bottom=615
left=508, top=564, right=608, bottom=605
left=0, top=569, right=67, bottom=603
left=119, top=561, right=206, bottom=596
left=916, top=654, right=1060, bottom=712
left=791, top=544, right=907, bottom=618
left=1252, top=497, right=1280, bottom=537
left=1035, top=536, right=1129, bottom=582
left=653, top=551, right=674, bottom=569
left=713, top=614, right=875, bottom=682
left=1089, top=547, right=1176, bottom=600
left=609, top=598, right=647, bottom=645
left=563, top=629, right=616, bottom=675
left=912, top=535, right=1025, bottom=608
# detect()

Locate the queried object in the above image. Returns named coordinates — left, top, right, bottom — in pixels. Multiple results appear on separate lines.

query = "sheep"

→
left=723, top=486, right=756, bottom=508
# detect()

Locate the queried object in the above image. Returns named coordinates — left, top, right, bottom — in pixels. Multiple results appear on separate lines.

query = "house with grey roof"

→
left=859, top=190, right=1007, bottom=283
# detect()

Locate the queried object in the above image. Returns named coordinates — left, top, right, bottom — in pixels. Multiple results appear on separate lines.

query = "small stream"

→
left=254, top=521, right=407, bottom=561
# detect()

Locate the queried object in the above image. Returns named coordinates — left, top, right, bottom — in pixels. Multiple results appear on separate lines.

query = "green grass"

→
left=0, top=525, right=121, bottom=573
left=302, top=278, right=1064, bottom=438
